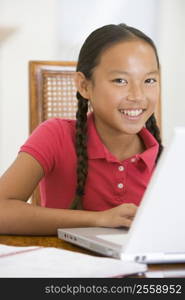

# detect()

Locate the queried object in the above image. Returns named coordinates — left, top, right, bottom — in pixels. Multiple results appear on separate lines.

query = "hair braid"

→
left=146, top=114, right=163, bottom=162
left=70, top=92, right=88, bottom=209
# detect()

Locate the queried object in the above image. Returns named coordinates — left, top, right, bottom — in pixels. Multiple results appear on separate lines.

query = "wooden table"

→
left=0, top=235, right=185, bottom=277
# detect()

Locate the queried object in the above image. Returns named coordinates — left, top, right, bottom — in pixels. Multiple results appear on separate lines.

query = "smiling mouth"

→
left=119, top=108, right=146, bottom=119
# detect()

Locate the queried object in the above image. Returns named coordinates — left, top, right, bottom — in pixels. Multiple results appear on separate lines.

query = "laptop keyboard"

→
left=96, top=233, right=129, bottom=245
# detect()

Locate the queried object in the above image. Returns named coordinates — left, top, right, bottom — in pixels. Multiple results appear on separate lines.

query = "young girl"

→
left=0, top=23, right=163, bottom=235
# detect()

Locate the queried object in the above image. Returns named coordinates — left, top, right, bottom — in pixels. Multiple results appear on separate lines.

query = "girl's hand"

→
left=97, top=203, right=138, bottom=228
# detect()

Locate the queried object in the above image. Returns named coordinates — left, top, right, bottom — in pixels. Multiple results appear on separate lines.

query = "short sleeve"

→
left=19, top=119, right=64, bottom=175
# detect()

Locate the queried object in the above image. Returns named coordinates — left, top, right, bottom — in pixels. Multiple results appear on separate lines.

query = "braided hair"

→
left=70, top=23, right=163, bottom=209
left=70, top=92, right=88, bottom=209
left=146, top=114, right=163, bottom=162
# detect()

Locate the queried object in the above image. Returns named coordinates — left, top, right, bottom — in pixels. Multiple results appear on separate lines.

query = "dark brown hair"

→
left=70, top=23, right=163, bottom=209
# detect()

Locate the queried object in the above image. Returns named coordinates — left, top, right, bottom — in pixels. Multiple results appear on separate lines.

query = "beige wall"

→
left=0, top=0, right=58, bottom=173
left=158, top=0, right=185, bottom=145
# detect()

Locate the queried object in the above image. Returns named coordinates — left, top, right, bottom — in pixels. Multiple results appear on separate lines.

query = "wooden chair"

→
left=29, top=61, right=77, bottom=205
left=29, top=60, right=162, bottom=205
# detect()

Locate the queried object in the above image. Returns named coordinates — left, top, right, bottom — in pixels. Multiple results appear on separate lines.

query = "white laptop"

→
left=58, top=127, right=185, bottom=264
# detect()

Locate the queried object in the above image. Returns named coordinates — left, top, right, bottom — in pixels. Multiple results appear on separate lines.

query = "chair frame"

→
left=29, top=61, right=77, bottom=133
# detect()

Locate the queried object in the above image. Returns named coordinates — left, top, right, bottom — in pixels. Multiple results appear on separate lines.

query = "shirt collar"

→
left=87, top=113, right=159, bottom=171
left=137, top=128, right=159, bottom=172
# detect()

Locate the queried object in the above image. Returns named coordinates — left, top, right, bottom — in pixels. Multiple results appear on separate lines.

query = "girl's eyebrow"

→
left=146, top=70, right=159, bottom=75
left=108, top=70, right=159, bottom=75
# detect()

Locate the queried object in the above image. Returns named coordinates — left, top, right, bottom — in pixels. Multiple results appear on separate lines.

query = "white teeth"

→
left=120, top=109, right=143, bottom=117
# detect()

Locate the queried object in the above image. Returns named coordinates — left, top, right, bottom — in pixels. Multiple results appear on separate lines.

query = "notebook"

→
left=58, top=127, right=185, bottom=264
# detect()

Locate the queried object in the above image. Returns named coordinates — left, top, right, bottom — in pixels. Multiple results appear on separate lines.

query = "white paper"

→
left=145, top=269, right=185, bottom=278
left=0, top=244, right=147, bottom=278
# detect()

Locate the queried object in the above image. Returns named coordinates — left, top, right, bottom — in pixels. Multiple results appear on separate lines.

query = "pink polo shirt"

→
left=20, top=113, right=159, bottom=210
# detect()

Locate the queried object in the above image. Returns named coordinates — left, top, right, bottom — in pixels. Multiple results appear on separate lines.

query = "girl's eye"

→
left=113, top=78, right=127, bottom=85
left=145, top=78, right=157, bottom=84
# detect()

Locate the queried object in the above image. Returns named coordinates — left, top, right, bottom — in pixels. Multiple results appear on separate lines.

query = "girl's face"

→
left=77, top=40, right=160, bottom=137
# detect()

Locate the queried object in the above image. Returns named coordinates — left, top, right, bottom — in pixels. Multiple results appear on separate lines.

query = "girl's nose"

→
left=127, top=83, right=144, bottom=102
